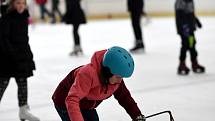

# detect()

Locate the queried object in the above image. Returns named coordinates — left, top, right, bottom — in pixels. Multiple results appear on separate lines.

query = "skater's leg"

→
left=15, top=78, right=28, bottom=106
left=0, top=78, right=10, bottom=102
left=188, top=34, right=205, bottom=73
left=130, top=12, right=144, bottom=52
left=73, top=24, right=80, bottom=46
left=81, top=109, right=99, bottom=121
left=70, top=24, right=83, bottom=55
left=15, top=77, right=40, bottom=121
left=55, top=106, right=70, bottom=121
left=178, top=35, right=190, bottom=75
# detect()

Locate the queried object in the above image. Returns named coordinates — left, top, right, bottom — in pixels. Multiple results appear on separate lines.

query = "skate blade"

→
left=69, top=51, right=83, bottom=56
left=193, top=68, right=205, bottom=73
left=177, top=70, right=189, bottom=75
left=130, top=48, right=145, bottom=54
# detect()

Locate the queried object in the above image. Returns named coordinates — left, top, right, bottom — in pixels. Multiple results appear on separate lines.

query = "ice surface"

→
left=0, top=17, right=215, bottom=121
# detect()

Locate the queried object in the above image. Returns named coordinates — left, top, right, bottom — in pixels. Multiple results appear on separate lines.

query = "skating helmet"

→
left=102, top=46, right=134, bottom=78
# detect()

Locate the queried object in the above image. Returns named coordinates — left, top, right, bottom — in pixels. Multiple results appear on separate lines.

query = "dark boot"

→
left=177, top=61, right=190, bottom=75
left=130, top=42, right=144, bottom=53
left=192, top=60, right=205, bottom=73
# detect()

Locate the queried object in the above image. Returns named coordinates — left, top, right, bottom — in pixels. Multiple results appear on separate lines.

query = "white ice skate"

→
left=69, top=45, right=83, bottom=56
left=19, top=105, right=40, bottom=121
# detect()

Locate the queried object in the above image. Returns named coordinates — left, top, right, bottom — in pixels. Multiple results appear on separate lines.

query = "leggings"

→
left=72, top=24, right=80, bottom=46
left=0, top=77, right=28, bottom=107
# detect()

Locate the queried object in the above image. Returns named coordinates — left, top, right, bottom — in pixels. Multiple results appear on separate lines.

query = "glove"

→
left=195, top=17, right=202, bottom=28
left=133, top=115, right=146, bottom=121
left=182, top=24, right=190, bottom=37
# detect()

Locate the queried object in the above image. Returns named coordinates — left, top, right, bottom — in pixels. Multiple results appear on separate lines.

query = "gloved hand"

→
left=133, top=115, right=146, bottom=121
left=182, top=24, right=190, bottom=37
left=195, top=17, right=202, bottom=28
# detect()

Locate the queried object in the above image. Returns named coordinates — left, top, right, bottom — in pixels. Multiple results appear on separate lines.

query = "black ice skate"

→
left=177, top=61, right=190, bottom=75
left=130, top=43, right=145, bottom=53
left=192, top=61, right=205, bottom=73
left=69, top=45, right=83, bottom=56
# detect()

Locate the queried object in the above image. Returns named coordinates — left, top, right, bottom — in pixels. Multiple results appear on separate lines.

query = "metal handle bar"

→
left=145, top=110, right=174, bottom=121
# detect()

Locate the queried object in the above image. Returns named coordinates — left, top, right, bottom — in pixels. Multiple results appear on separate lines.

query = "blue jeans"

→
left=55, top=106, right=99, bottom=121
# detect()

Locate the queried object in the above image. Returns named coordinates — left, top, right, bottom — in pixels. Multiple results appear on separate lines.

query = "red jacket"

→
left=52, top=50, right=142, bottom=121
left=35, top=0, right=47, bottom=5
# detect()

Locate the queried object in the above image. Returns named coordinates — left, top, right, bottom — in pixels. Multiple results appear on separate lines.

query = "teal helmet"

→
left=102, top=46, right=134, bottom=78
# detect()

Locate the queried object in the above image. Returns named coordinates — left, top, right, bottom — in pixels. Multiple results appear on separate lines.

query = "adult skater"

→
left=63, top=0, right=86, bottom=56
left=52, top=46, right=145, bottom=121
left=175, top=0, right=205, bottom=75
left=127, top=0, right=145, bottom=53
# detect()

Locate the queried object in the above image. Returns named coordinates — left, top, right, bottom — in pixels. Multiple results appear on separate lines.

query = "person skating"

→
left=175, top=0, right=205, bottom=75
left=127, top=0, right=145, bottom=53
left=63, top=0, right=86, bottom=56
left=52, top=46, right=145, bottom=121
left=0, top=0, right=40, bottom=120
left=50, top=0, right=62, bottom=23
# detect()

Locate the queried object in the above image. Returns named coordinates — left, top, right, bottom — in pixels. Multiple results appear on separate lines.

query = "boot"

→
left=177, top=61, right=190, bottom=75
left=69, top=45, right=83, bottom=56
left=130, top=42, right=144, bottom=53
left=192, top=60, right=205, bottom=73
left=19, top=105, right=40, bottom=121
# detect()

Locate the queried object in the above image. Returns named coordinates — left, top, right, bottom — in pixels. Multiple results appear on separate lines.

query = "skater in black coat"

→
left=0, top=0, right=39, bottom=120
left=175, top=0, right=205, bottom=75
left=63, top=0, right=86, bottom=56
left=127, top=0, right=145, bottom=53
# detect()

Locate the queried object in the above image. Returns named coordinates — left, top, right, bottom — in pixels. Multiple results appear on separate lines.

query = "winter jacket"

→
left=35, top=0, right=47, bottom=5
left=62, top=0, right=86, bottom=24
left=0, top=9, right=35, bottom=78
left=175, top=0, right=200, bottom=35
left=52, top=50, right=142, bottom=121
left=127, top=0, right=143, bottom=13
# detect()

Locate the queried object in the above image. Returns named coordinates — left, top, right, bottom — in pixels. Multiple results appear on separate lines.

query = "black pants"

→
left=72, top=24, right=80, bottom=46
left=39, top=4, right=52, bottom=20
left=130, top=11, right=143, bottom=44
left=0, top=77, right=28, bottom=107
left=55, top=106, right=99, bottom=121
left=179, top=33, right=198, bottom=62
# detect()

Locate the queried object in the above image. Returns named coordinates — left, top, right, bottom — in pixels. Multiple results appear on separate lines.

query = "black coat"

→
left=63, top=0, right=86, bottom=25
left=0, top=10, right=35, bottom=78
left=175, top=0, right=199, bottom=35
left=127, top=0, right=143, bottom=13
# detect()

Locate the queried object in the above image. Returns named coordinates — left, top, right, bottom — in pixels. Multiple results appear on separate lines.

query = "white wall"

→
left=28, top=0, right=215, bottom=18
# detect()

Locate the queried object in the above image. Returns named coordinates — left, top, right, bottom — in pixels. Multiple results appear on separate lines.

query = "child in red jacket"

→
left=52, top=46, right=145, bottom=121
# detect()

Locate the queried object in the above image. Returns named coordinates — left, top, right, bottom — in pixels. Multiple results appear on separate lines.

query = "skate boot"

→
left=177, top=61, right=190, bottom=75
left=130, top=42, right=145, bottom=53
left=69, top=45, right=83, bottom=56
left=192, top=60, right=205, bottom=73
left=19, top=105, right=40, bottom=121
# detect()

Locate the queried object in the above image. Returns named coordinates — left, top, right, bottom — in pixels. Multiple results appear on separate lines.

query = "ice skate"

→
left=19, top=105, right=40, bottom=121
left=192, top=60, right=205, bottom=73
left=69, top=45, right=83, bottom=56
left=177, top=61, right=190, bottom=75
left=130, top=43, right=145, bottom=53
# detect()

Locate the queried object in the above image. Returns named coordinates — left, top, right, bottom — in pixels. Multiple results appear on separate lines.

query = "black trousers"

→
left=179, top=33, right=198, bottom=62
left=130, top=11, right=143, bottom=44
left=55, top=106, right=99, bottom=121
left=0, top=77, right=28, bottom=107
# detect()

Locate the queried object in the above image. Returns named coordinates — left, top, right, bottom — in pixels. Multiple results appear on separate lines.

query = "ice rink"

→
left=0, top=17, right=215, bottom=121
